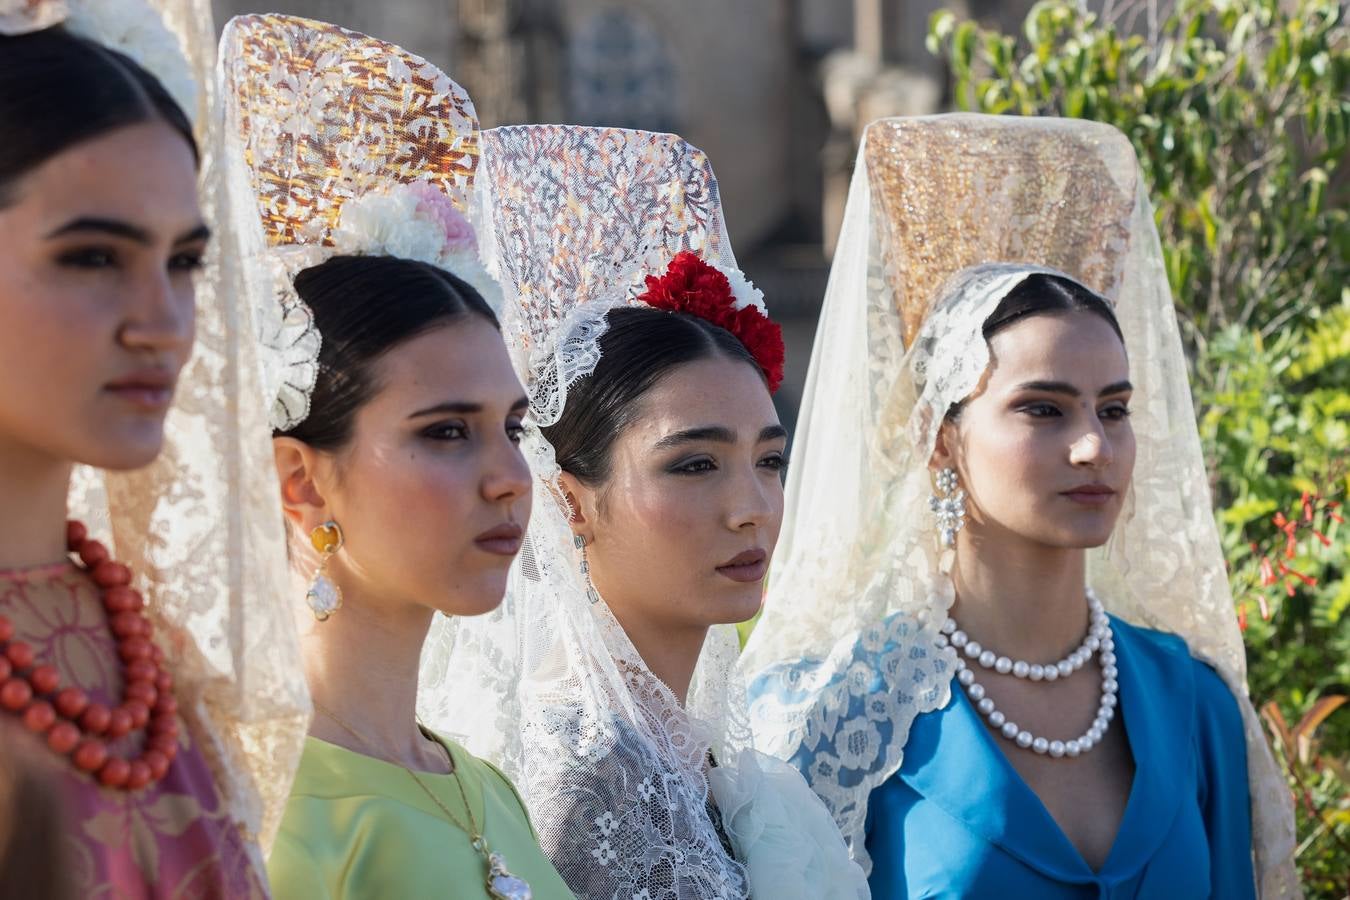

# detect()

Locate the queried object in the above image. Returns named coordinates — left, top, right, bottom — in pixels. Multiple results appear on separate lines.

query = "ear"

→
left=929, top=419, right=959, bottom=473
left=272, top=437, right=331, bottom=533
left=557, top=470, right=596, bottom=542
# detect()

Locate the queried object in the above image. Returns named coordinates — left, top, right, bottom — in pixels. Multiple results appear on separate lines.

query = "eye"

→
left=671, top=457, right=717, bottom=475
left=422, top=422, right=468, bottom=441
left=758, top=452, right=788, bottom=474
left=57, top=247, right=117, bottom=269
left=169, top=251, right=206, bottom=273
left=506, top=421, right=527, bottom=443
left=1019, top=402, right=1062, bottom=418
left=1100, top=404, right=1132, bottom=421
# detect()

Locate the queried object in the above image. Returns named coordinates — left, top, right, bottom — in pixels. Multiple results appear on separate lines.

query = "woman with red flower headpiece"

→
left=419, top=125, right=867, bottom=900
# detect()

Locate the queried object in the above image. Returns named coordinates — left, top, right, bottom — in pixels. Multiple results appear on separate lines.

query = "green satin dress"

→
left=267, top=733, right=576, bottom=899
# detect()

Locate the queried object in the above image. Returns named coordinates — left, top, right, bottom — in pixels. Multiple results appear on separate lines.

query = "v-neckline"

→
left=898, top=616, right=1193, bottom=884
left=952, top=656, right=1139, bottom=874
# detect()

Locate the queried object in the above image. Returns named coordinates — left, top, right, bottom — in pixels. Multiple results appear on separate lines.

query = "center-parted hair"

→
left=0, top=26, right=198, bottom=205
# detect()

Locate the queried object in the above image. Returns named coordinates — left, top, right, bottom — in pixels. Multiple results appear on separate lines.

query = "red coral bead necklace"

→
left=0, top=521, right=178, bottom=790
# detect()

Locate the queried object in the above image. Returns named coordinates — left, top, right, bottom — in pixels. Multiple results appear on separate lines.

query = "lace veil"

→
left=420, top=125, right=867, bottom=900
left=417, top=124, right=752, bottom=898
left=739, top=114, right=1298, bottom=897
left=35, top=0, right=314, bottom=856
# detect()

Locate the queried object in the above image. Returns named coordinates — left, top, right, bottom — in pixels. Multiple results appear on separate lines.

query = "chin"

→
left=706, top=583, right=764, bottom=626
left=434, top=573, right=511, bottom=618
left=77, top=428, right=166, bottom=471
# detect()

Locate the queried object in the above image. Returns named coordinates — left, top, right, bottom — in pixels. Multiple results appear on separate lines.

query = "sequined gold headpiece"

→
left=221, top=13, right=479, bottom=249
left=863, top=114, right=1138, bottom=347
left=220, top=14, right=494, bottom=431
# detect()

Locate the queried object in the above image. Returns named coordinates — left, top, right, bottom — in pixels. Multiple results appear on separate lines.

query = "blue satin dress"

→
left=863, top=617, right=1256, bottom=899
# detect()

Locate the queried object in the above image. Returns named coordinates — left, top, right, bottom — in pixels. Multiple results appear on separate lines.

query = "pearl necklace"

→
left=937, top=592, right=1119, bottom=758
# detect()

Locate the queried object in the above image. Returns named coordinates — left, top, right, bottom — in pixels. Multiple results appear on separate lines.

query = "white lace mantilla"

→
left=420, top=124, right=866, bottom=900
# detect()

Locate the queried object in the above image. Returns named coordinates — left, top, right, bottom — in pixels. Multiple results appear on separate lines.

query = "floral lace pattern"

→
left=741, top=114, right=1298, bottom=897
left=420, top=125, right=865, bottom=899
left=219, top=13, right=486, bottom=431
left=475, top=124, right=735, bottom=426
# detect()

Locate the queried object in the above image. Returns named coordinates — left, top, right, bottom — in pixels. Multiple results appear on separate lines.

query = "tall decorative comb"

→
left=864, top=114, right=1138, bottom=347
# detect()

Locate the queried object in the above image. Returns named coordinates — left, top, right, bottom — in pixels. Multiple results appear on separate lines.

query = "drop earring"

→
left=574, top=534, right=601, bottom=604
left=306, top=520, right=344, bottom=621
left=930, top=468, right=967, bottom=547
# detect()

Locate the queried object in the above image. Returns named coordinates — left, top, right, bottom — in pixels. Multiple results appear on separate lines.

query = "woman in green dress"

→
left=218, top=14, right=575, bottom=900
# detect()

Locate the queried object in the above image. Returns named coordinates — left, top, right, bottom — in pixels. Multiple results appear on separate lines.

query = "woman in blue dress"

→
left=741, top=114, right=1298, bottom=898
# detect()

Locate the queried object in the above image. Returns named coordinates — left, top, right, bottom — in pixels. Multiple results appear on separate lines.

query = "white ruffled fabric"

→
left=709, top=749, right=869, bottom=900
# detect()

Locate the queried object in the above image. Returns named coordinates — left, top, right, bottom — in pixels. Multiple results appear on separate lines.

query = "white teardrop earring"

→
left=930, top=468, right=967, bottom=547
left=306, top=520, right=344, bottom=621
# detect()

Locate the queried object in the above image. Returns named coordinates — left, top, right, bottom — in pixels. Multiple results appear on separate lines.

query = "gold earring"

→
left=306, top=520, right=343, bottom=621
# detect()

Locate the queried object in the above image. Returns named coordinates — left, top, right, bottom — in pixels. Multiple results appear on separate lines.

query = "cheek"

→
left=963, top=419, right=1049, bottom=490
left=598, top=478, right=704, bottom=572
left=0, top=268, right=121, bottom=444
left=347, top=445, right=479, bottom=557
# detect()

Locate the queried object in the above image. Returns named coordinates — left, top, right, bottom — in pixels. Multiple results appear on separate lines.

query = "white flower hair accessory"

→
left=331, top=182, right=504, bottom=314
left=711, top=261, right=767, bottom=313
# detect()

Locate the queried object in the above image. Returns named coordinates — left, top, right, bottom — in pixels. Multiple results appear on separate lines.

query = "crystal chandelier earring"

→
left=930, top=467, right=967, bottom=547
left=306, top=520, right=344, bottom=621
left=574, top=534, right=601, bottom=605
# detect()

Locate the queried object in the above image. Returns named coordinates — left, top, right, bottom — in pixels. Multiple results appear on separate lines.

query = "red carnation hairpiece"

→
left=634, top=251, right=785, bottom=393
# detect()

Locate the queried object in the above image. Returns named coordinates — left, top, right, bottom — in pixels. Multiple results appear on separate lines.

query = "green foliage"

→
left=928, top=0, right=1348, bottom=358
left=930, top=0, right=1350, bottom=890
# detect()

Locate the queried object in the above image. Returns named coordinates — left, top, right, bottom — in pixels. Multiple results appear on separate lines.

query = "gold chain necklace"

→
left=311, top=701, right=534, bottom=900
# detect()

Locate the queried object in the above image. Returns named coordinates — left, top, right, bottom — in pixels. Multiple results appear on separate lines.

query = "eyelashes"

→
left=55, top=247, right=207, bottom=273
left=668, top=453, right=789, bottom=476
left=1019, top=403, right=1131, bottom=420
left=420, top=421, right=527, bottom=443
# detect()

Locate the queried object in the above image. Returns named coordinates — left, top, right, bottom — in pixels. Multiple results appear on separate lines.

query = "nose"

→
left=482, top=436, right=533, bottom=507
left=1068, top=415, right=1114, bottom=469
left=118, top=268, right=195, bottom=360
left=725, top=462, right=779, bottom=533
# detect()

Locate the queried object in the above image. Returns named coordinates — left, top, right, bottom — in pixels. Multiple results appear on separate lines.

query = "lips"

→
left=1060, top=484, right=1117, bottom=506
left=474, top=522, right=524, bottom=557
left=104, top=368, right=177, bottom=412
left=716, top=548, right=769, bottom=584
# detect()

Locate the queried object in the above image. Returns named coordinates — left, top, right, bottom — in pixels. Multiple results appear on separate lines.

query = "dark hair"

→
left=982, top=273, right=1123, bottom=342
left=277, top=255, right=500, bottom=450
left=946, top=273, right=1124, bottom=421
left=543, top=305, right=765, bottom=483
left=0, top=27, right=198, bottom=205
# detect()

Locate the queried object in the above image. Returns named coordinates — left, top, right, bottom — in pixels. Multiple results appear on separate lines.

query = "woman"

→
left=0, top=1, right=305, bottom=895
left=220, top=14, right=574, bottom=899
left=742, top=114, right=1298, bottom=898
left=420, top=124, right=867, bottom=900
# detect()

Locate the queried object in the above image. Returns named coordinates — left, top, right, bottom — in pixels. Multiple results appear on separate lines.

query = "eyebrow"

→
left=45, top=217, right=211, bottom=245
left=1015, top=380, right=1134, bottom=398
left=407, top=397, right=530, bottom=419
left=653, top=424, right=788, bottom=450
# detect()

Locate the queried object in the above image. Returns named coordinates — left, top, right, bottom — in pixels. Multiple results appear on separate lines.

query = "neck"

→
left=949, top=524, right=1091, bottom=663
left=0, top=436, right=72, bottom=569
left=299, top=577, right=441, bottom=770
left=609, top=603, right=708, bottom=706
